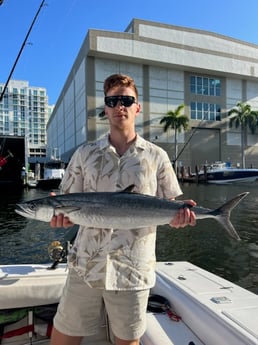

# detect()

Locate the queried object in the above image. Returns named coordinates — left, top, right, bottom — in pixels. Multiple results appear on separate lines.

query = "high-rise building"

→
left=0, top=79, right=50, bottom=162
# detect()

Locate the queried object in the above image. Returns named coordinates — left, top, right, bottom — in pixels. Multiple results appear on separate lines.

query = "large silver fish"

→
left=15, top=187, right=249, bottom=240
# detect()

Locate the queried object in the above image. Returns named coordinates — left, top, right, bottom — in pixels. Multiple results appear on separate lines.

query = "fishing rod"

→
left=173, top=124, right=203, bottom=163
left=0, top=0, right=46, bottom=102
left=173, top=110, right=210, bottom=163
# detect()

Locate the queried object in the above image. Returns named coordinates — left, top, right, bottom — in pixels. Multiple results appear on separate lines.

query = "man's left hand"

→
left=169, top=200, right=196, bottom=228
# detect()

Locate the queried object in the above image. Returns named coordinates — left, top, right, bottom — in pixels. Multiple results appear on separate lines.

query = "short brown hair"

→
left=103, top=74, right=138, bottom=98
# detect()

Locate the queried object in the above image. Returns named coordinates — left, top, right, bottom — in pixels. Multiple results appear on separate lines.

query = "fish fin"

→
left=212, top=192, right=249, bottom=240
left=121, top=185, right=136, bottom=193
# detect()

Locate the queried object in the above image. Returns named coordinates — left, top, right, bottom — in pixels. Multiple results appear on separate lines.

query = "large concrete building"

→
left=47, top=18, right=258, bottom=169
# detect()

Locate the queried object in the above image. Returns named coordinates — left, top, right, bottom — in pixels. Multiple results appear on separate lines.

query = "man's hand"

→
left=169, top=200, right=196, bottom=228
left=49, top=192, right=74, bottom=228
left=50, top=214, right=74, bottom=228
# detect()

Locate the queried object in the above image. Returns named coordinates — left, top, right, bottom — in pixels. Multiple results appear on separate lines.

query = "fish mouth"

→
left=15, top=203, right=39, bottom=221
left=15, top=204, right=30, bottom=217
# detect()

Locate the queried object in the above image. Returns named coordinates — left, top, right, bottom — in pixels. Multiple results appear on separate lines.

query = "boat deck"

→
left=143, top=312, right=204, bottom=344
left=151, top=262, right=258, bottom=345
left=1, top=262, right=258, bottom=345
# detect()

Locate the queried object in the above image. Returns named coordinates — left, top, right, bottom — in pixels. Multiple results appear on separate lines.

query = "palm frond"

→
left=159, top=104, right=189, bottom=133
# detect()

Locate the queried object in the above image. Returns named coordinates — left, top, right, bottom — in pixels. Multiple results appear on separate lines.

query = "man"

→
left=50, top=74, right=196, bottom=345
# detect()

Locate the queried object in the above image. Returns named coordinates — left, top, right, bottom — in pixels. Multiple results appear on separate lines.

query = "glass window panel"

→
left=216, top=104, right=221, bottom=120
left=190, top=84, right=196, bottom=94
left=203, top=78, right=208, bottom=95
left=197, top=102, right=202, bottom=111
left=197, top=77, right=202, bottom=94
left=209, top=79, right=215, bottom=95
left=215, top=84, right=221, bottom=96
left=190, top=76, right=196, bottom=84
left=190, top=76, right=196, bottom=94
left=190, top=102, right=196, bottom=119
left=197, top=102, right=202, bottom=119
left=203, top=103, right=209, bottom=119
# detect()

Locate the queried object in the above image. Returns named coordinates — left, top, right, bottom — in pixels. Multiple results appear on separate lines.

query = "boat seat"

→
left=141, top=312, right=205, bottom=345
left=0, top=264, right=67, bottom=309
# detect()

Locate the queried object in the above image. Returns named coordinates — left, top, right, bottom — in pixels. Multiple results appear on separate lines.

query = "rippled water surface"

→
left=0, top=183, right=258, bottom=294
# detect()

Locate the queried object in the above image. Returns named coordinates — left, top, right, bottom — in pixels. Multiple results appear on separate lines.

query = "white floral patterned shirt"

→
left=60, top=134, right=182, bottom=290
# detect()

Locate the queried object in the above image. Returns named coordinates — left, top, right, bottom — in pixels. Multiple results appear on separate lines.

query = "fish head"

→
left=15, top=198, right=55, bottom=222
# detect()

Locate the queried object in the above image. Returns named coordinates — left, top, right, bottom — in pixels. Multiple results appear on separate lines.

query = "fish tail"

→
left=212, top=192, right=249, bottom=240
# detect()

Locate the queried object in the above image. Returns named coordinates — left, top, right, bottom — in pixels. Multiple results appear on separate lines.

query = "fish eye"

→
left=29, top=203, right=37, bottom=211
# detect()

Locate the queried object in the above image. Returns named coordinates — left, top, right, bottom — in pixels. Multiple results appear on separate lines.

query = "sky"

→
left=1, top=0, right=258, bottom=105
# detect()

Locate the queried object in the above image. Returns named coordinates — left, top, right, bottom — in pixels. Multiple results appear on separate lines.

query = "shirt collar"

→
left=99, top=133, right=146, bottom=151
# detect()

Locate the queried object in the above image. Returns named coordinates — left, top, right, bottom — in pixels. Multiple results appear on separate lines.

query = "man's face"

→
left=104, top=86, right=141, bottom=130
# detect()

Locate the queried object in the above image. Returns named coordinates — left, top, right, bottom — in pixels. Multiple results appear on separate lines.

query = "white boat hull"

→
left=197, top=162, right=258, bottom=184
left=145, top=262, right=258, bottom=345
left=207, top=174, right=258, bottom=184
left=0, top=262, right=257, bottom=345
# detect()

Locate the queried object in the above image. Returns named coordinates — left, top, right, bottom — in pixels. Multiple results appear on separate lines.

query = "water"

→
left=157, top=182, right=258, bottom=294
left=0, top=183, right=258, bottom=294
left=0, top=188, right=67, bottom=265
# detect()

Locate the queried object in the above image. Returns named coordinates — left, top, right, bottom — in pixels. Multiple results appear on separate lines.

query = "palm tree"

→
left=228, top=102, right=258, bottom=168
left=159, top=104, right=190, bottom=172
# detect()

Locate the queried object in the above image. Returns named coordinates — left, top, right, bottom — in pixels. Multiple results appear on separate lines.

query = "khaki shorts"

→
left=53, top=268, right=150, bottom=340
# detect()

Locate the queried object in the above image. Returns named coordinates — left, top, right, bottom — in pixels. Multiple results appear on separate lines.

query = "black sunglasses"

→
left=104, top=95, right=136, bottom=108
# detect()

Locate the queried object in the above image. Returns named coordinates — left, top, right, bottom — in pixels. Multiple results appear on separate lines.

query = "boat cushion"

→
left=0, top=264, right=67, bottom=309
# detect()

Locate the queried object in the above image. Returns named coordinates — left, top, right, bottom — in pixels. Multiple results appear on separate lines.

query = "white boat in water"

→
left=36, top=160, right=65, bottom=190
left=0, top=260, right=257, bottom=345
left=198, top=161, right=258, bottom=184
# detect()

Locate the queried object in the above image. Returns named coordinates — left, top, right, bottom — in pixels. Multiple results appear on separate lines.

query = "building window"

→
left=190, top=102, right=221, bottom=121
left=190, top=76, right=221, bottom=96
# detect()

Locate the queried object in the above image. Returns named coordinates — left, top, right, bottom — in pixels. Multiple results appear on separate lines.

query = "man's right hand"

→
left=50, top=214, right=74, bottom=228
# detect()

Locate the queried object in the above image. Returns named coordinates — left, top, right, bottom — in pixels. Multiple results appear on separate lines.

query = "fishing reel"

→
left=47, top=240, right=66, bottom=270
